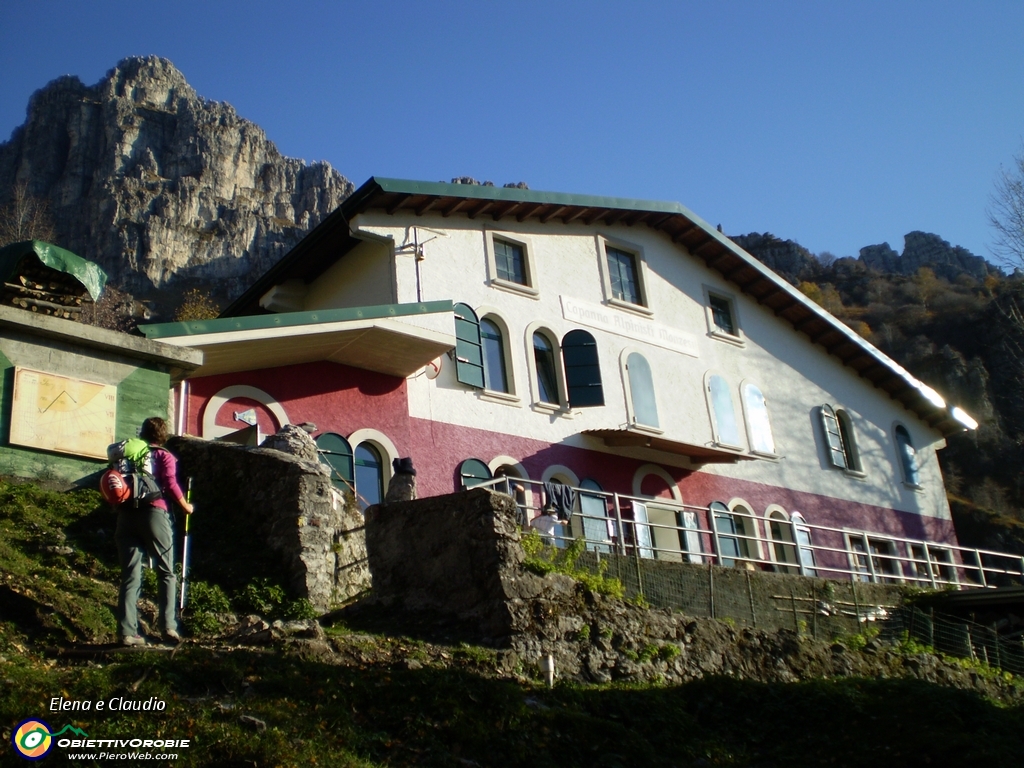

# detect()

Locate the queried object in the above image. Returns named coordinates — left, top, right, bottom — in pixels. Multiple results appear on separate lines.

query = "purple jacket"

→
left=150, top=446, right=185, bottom=511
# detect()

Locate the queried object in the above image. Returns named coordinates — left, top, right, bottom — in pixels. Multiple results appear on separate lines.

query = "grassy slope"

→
left=2, top=480, right=1024, bottom=767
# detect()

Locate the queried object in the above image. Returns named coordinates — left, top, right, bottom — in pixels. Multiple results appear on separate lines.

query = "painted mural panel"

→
left=10, top=367, right=117, bottom=459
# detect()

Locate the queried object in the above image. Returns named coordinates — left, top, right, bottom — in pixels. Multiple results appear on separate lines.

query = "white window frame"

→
left=893, top=422, right=923, bottom=490
left=819, top=404, right=866, bottom=478
left=704, top=371, right=743, bottom=450
left=525, top=322, right=569, bottom=413
left=596, top=235, right=653, bottom=316
left=484, top=230, right=539, bottom=298
left=702, top=286, right=744, bottom=346
left=620, top=348, right=663, bottom=434
left=476, top=307, right=520, bottom=405
left=739, top=379, right=777, bottom=458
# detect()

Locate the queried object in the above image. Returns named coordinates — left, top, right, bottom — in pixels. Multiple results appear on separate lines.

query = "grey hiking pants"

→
left=115, top=504, right=178, bottom=638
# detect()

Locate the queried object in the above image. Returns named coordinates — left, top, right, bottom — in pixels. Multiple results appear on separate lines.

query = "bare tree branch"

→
left=989, top=147, right=1024, bottom=270
left=0, top=183, right=57, bottom=246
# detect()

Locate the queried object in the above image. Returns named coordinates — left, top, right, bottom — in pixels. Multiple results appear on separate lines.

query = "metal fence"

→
left=477, top=476, right=1024, bottom=671
left=478, top=476, right=1024, bottom=590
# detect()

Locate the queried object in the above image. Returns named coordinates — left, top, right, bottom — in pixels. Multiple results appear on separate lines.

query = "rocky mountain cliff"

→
left=732, top=230, right=997, bottom=285
left=0, top=56, right=353, bottom=316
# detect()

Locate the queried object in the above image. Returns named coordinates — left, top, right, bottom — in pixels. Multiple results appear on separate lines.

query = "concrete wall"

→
left=0, top=307, right=200, bottom=485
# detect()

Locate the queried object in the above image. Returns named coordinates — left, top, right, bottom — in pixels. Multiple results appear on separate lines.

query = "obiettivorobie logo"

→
left=11, top=719, right=88, bottom=761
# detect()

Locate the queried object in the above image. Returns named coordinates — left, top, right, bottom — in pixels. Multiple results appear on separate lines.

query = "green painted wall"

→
left=0, top=350, right=171, bottom=487
left=115, top=367, right=170, bottom=440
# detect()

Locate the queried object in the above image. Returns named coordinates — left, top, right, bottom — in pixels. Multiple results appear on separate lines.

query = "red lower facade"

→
left=185, top=360, right=958, bottom=576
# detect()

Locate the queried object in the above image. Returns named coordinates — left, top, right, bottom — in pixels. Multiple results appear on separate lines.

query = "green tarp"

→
left=0, top=240, right=107, bottom=301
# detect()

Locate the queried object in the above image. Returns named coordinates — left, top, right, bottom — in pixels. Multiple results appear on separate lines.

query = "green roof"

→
left=362, top=177, right=689, bottom=214
left=139, top=300, right=453, bottom=340
left=0, top=240, right=108, bottom=301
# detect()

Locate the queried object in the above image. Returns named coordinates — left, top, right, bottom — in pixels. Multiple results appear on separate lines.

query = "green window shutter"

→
left=454, top=303, right=484, bottom=389
left=316, top=432, right=354, bottom=490
left=819, top=404, right=847, bottom=469
left=459, top=458, right=492, bottom=489
left=562, top=330, right=604, bottom=407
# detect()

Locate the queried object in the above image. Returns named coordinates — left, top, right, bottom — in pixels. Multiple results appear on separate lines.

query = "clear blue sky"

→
left=2, top=1, right=1023, bottom=263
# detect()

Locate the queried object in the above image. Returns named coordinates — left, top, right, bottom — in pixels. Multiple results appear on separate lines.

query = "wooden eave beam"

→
left=415, top=198, right=439, bottom=216
left=562, top=207, right=591, bottom=224
left=540, top=205, right=568, bottom=223
left=671, top=223, right=700, bottom=244
left=386, top=195, right=410, bottom=215
left=489, top=201, right=520, bottom=219
left=601, top=209, right=630, bottom=226
left=515, top=202, right=545, bottom=222
left=647, top=213, right=675, bottom=230
left=441, top=199, right=470, bottom=218
left=467, top=201, right=495, bottom=220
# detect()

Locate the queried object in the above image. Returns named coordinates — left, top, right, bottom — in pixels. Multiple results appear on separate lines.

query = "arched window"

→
left=710, top=501, right=741, bottom=567
left=454, top=303, right=484, bottom=388
left=791, top=513, right=817, bottom=576
left=562, top=329, right=604, bottom=407
left=533, top=332, right=560, bottom=405
left=459, top=458, right=492, bottom=489
left=354, top=443, right=384, bottom=509
left=741, top=382, right=775, bottom=455
left=767, top=508, right=798, bottom=573
left=707, top=374, right=740, bottom=447
left=579, top=478, right=611, bottom=553
left=626, top=352, right=659, bottom=428
left=820, top=404, right=860, bottom=471
left=894, top=424, right=921, bottom=486
left=315, top=432, right=353, bottom=491
left=480, top=318, right=509, bottom=393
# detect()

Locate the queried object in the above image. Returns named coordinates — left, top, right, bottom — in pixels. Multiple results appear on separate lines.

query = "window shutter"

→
left=627, top=352, right=659, bottom=428
left=458, top=458, right=492, bottom=489
left=453, top=303, right=485, bottom=389
left=819, top=404, right=847, bottom=469
left=315, top=432, right=354, bottom=489
left=562, top=329, right=604, bottom=407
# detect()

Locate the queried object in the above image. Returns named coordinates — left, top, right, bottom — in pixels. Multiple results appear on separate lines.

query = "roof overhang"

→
left=139, top=301, right=454, bottom=379
left=582, top=428, right=757, bottom=465
left=223, top=177, right=977, bottom=437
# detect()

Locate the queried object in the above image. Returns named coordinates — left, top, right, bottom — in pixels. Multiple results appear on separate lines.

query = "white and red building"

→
left=141, top=178, right=982, bottom=582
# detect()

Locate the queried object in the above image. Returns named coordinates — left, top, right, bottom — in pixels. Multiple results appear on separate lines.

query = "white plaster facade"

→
left=285, top=207, right=954, bottom=524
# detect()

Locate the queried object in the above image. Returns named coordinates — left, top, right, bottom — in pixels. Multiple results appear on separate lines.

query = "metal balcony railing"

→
left=472, top=476, right=1024, bottom=589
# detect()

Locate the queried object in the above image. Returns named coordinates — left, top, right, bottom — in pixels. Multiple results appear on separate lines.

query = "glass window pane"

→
left=354, top=443, right=383, bottom=509
left=480, top=319, right=508, bottom=392
left=494, top=239, right=526, bottom=285
left=627, top=353, right=659, bottom=428
left=533, top=332, right=559, bottom=404
left=607, top=247, right=640, bottom=304
left=709, top=375, right=740, bottom=446
left=742, top=383, right=775, bottom=454
left=709, top=295, right=736, bottom=335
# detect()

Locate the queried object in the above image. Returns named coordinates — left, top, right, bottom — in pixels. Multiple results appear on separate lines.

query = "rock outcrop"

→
left=860, top=231, right=993, bottom=281
left=729, top=232, right=821, bottom=284
left=0, top=56, right=353, bottom=316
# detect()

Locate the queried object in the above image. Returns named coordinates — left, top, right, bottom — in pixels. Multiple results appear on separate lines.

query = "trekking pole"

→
left=179, top=478, right=193, bottom=611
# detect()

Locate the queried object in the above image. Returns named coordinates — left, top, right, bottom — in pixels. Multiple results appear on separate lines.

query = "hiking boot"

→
left=162, top=629, right=182, bottom=645
left=121, top=635, right=146, bottom=647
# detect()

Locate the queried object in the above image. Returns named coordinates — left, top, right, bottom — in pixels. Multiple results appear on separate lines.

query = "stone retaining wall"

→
left=169, top=436, right=369, bottom=610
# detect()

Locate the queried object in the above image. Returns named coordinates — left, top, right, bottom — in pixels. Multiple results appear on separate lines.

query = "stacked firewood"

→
left=2, top=258, right=94, bottom=319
